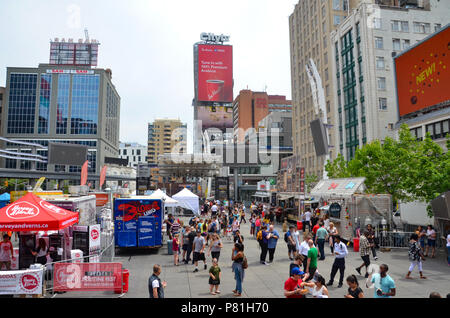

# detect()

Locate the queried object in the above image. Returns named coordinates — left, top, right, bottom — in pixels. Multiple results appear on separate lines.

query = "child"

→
left=226, top=225, right=232, bottom=240
left=208, top=258, right=221, bottom=295
left=173, top=234, right=180, bottom=266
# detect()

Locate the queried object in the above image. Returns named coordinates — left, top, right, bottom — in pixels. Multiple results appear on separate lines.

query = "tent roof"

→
left=0, top=192, right=79, bottom=231
left=310, top=178, right=366, bottom=199
left=0, top=193, right=10, bottom=201
left=173, top=188, right=199, bottom=199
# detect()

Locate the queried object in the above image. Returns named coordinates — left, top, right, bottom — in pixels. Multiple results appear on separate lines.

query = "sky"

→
left=0, top=0, right=299, bottom=151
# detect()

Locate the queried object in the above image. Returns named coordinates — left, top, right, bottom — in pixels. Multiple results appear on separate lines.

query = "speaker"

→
left=48, top=143, right=88, bottom=166
left=310, top=119, right=329, bottom=156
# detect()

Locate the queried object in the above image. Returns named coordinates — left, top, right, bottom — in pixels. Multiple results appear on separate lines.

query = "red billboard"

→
left=395, top=25, right=450, bottom=118
left=197, top=44, right=233, bottom=102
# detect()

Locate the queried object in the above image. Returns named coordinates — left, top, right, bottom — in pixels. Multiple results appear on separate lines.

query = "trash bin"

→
left=353, top=238, right=360, bottom=252
left=167, top=239, right=173, bottom=255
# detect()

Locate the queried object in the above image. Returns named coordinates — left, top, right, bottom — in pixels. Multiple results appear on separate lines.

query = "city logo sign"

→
left=6, top=202, right=40, bottom=220
left=20, top=273, right=40, bottom=293
left=201, top=33, right=230, bottom=43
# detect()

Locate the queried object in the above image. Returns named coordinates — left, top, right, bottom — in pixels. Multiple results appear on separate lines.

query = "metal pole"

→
left=234, top=167, right=238, bottom=202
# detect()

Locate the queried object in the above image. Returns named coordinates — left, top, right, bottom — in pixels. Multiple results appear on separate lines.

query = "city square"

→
left=0, top=0, right=449, bottom=301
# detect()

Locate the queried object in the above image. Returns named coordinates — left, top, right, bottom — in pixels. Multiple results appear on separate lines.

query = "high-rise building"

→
left=232, top=90, right=292, bottom=142
left=289, top=0, right=362, bottom=178
left=147, top=119, right=187, bottom=165
left=330, top=0, right=450, bottom=160
left=1, top=63, right=120, bottom=176
left=0, top=87, right=4, bottom=135
left=119, top=142, right=148, bottom=168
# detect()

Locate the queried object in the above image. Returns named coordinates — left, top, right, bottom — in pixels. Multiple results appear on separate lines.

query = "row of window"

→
left=371, top=18, right=441, bottom=34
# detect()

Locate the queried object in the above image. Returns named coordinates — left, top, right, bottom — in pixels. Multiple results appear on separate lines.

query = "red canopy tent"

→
left=0, top=193, right=79, bottom=232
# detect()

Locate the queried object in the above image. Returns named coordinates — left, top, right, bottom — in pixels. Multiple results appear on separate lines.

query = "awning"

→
left=310, top=178, right=366, bottom=199
left=0, top=193, right=79, bottom=231
left=278, top=194, right=294, bottom=200
left=252, top=191, right=270, bottom=198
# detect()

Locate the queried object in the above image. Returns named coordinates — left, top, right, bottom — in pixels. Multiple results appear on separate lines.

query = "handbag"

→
left=242, top=256, right=248, bottom=269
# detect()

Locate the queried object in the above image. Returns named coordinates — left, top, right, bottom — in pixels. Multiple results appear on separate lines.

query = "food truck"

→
left=114, top=197, right=164, bottom=249
left=310, top=178, right=392, bottom=243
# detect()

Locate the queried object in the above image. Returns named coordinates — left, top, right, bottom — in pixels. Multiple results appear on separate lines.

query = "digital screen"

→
left=197, top=106, right=233, bottom=131
left=395, top=26, right=450, bottom=118
left=197, top=44, right=233, bottom=102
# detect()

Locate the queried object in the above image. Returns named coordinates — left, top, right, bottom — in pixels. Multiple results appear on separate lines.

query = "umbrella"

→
left=0, top=192, right=79, bottom=232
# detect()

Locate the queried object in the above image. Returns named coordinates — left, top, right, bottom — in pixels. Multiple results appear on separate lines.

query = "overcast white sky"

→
left=0, top=0, right=299, bottom=150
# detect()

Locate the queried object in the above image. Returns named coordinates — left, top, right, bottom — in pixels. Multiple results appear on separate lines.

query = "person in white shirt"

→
left=303, top=209, right=312, bottom=232
left=298, top=234, right=312, bottom=271
left=424, top=225, right=437, bottom=258
left=326, top=235, right=348, bottom=288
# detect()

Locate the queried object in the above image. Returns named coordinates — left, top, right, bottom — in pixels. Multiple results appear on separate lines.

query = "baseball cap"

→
left=291, top=267, right=305, bottom=276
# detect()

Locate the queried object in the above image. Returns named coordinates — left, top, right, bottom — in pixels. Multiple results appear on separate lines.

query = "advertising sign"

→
left=53, top=263, right=122, bottom=292
left=197, top=106, right=233, bottom=131
left=395, top=25, right=450, bottom=118
left=89, top=224, right=101, bottom=263
left=197, top=44, right=233, bottom=102
left=0, top=269, right=43, bottom=295
left=329, top=203, right=342, bottom=219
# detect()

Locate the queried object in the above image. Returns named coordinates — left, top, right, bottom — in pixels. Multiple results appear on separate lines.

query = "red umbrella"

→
left=0, top=193, right=79, bottom=232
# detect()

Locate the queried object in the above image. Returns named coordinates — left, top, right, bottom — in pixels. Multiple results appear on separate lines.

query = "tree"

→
left=324, top=154, right=351, bottom=178
left=305, top=174, right=319, bottom=193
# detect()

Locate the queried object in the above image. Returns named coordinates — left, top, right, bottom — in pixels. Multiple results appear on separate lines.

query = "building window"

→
left=373, top=18, right=382, bottom=29
left=413, top=22, right=431, bottom=34
left=70, top=74, right=100, bottom=135
left=56, top=74, right=70, bottom=134
left=402, top=39, right=411, bottom=50
left=333, top=0, right=340, bottom=10
left=376, top=57, right=385, bottom=70
left=379, top=97, right=387, bottom=110
left=391, top=20, right=409, bottom=32
left=38, top=74, right=52, bottom=134
left=7, top=73, right=38, bottom=134
left=333, top=15, right=341, bottom=25
left=392, top=38, right=401, bottom=51
left=377, top=77, right=386, bottom=90
left=434, top=23, right=442, bottom=32
left=375, top=37, right=383, bottom=49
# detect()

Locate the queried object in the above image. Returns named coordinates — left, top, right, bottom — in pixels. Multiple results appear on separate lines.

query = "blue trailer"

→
left=114, top=197, right=164, bottom=248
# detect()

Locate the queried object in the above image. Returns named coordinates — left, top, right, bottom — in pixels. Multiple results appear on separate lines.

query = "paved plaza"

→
left=51, top=214, right=449, bottom=299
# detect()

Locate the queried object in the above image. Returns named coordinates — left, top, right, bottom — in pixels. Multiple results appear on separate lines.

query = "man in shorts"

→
left=286, top=225, right=297, bottom=260
left=192, top=230, right=206, bottom=273
left=355, top=231, right=371, bottom=278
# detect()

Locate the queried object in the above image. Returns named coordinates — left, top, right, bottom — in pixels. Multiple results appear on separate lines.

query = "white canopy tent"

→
left=172, top=188, right=200, bottom=215
left=148, top=189, right=179, bottom=207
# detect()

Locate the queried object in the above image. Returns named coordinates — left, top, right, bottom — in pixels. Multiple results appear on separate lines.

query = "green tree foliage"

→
left=324, top=124, right=450, bottom=216
left=305, top=174, right=319, bottom=191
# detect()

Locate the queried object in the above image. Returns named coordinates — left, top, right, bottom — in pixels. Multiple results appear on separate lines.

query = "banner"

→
left=53, top=263, right=123, bottom=292
left=80, top=160, right=89, bottom=186
left=0, top=269, right=43, bottom=295
left=99, top=166, right=107, bottom=188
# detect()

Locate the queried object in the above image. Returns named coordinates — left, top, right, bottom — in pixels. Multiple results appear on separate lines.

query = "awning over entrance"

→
left=252, top=191, right=270, bottom=198
left=278, top=194, right=294, bottom=200
left=310, top=178, right=366, bottom=199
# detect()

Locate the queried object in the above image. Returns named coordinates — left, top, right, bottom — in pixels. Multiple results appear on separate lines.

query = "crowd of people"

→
left=149, top=201, right=450, bottom=299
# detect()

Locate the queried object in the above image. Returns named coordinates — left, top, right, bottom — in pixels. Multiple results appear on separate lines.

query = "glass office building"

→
left=1, top=64, right=120, bottom=176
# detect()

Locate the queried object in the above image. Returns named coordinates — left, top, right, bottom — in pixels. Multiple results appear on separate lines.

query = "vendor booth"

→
left=172, top=188, right=200, bottom=215
left=310, top=178, right=392, bottom=243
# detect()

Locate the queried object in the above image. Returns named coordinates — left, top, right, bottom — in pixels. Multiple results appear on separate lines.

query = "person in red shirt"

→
left=284, top=267, right=309, bottom=298
left=312, top=223, right=320, bottom=242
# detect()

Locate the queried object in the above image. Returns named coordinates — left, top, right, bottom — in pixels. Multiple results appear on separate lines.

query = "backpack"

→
left=242, top=256, right=248, bottom=269
left=284, top=232, right=289, bottom=243
left=256, top=230, right=263, bottom=242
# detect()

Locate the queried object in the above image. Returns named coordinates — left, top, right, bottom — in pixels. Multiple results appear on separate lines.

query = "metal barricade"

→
left=378, top=231, right=443, bottom=249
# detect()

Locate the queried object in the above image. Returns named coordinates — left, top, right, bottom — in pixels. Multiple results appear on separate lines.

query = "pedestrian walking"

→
left=231, top=242, right=246, bottom=297
left=250, top=214, right=256, bottom=236
left=233, top=229, right=244, bottom=245
left=254, top=216, right=261, bottom=239
left=0, top=234, right=15, bottom=270
left=303, top=209, right=312, bottom=232
left=284, top=267, right=308, bottom=298
left=165, top=214, right=175, bottom=240
left=208, top=258, right=221, bottom=295
left=305, top=239, right=318, bottom=282
left=327, top=222, right=338, bottom=254
left=406, top=233, right=427, bottom=279
left=355, top=231, right=371, bottom=278
left=267, top=225, right=279, bottom=263
left=193, top=230, right=207, bottom=272
left=315, top=222, right=328, bottom=260
left=240, top=209, right=247, bottom=224
left=149, top=264, right=166, bottom=298
left=208, top=233, right=223, bottom=261
left=446, top=230, right=450, bottom=266
left=415, top=226, right=427, bottom=250
left=298, top=234, right=311, bottom=271
left=366, top=224, right=378, bottom=260
left=186, top=226, right=196, bottom=264
left=344, top=275, right=364, bottom=298
left=172, top=234, right=180, bottom=266
left=327, top=235, right=348, bottom=288
left=300, top=274, right=329, bottom=298
left=424, top=225, right=437, bottom=258
left=285, top=225, right=297, bottom=260
left=257, top=225, right=269, bottom=265
left=371, top=264, right=396, bottom=298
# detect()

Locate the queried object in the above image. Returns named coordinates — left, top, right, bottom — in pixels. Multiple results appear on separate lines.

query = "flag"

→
left=80, top=160, right=88, bottom=186
left=99, top=166, right=107, bottom=189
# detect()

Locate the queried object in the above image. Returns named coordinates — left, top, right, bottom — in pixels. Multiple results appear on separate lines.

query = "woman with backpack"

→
left=406, top=233, right=427, bottom=279
left=231, top=242, right=247, bottom=297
